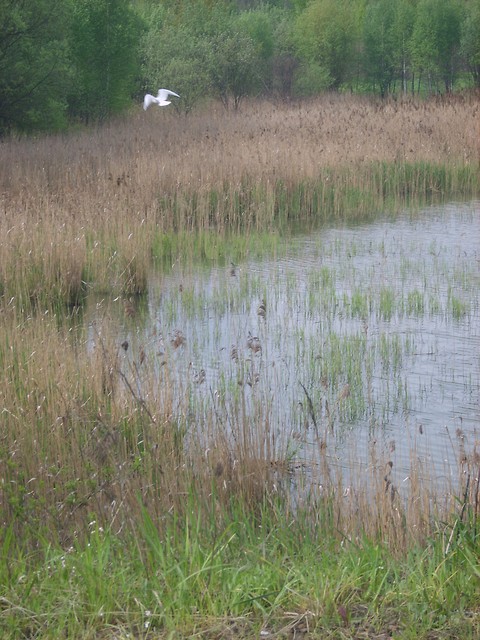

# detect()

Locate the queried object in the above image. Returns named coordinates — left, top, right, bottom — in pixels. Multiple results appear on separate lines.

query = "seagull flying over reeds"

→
left=143, top=88, right=180, bottom=110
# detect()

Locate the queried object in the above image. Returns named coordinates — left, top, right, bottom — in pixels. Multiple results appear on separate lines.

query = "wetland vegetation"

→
left=0, top=95, right=479, bottom=638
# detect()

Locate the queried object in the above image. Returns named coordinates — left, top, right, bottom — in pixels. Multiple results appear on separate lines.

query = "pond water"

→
left=87, top=201, right=479, bottom=494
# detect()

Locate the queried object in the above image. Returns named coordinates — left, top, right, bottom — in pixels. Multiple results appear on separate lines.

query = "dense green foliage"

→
left=68, top=0, right=143, bottom=122
left=1, top=0, right=479, bottom=132
left=0, top=0, right=71, bottom=133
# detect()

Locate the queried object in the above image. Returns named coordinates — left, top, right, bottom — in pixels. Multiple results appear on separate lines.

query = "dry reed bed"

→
left=0, top=94, right=478, bottom=226
left=0, top=94, right=479, bottom=306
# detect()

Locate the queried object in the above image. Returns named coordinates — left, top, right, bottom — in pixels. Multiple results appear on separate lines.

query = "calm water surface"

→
left=88, top=201, right=479, bottom=492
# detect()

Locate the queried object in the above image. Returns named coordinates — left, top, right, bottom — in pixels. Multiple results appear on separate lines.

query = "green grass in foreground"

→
left=1, top=495, right=478, bottom=639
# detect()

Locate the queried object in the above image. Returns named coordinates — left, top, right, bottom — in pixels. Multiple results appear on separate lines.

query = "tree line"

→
left=1, top=0, right=479, bottom=134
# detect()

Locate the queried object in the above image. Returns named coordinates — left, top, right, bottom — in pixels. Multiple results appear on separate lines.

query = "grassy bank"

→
left=2, top=497, right=479, bottom=639
left=1, top=94, right=479, bottom=638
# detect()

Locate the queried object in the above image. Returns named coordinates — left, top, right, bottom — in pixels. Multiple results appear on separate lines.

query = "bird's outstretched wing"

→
left=157, top=88, right=180, bottom=102
left=143, top=93, right=157, bottom=110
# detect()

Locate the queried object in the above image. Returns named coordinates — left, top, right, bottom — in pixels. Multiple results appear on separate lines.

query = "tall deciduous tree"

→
left=69, top=0, right=143, bottom=123
left=363, top=0, right=397, bottom=96
left=270, top=8, right=298, bottom=98
left=410, top=0, right=462, bottom=93
left=235, top=8, right=275, bottom=92
left=294, top=0, right=356, bottom=91
left=391, top=0, right=416, bottom=94
left=207, top=27, right=259, bottom=108
left=0, top=0, right=71, bottom=134
left=461, top=0, right=480, bottom=87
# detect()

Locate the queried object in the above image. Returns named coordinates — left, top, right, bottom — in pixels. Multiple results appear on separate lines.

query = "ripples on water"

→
left=88, top=201, right=479, bottom=493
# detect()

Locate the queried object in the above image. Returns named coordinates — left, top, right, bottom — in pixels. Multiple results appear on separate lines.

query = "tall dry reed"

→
left=1, top=93, right=479, bottom=308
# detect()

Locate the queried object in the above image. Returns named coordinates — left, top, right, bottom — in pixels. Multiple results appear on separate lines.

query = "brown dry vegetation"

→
left=1, top=93, right=478, bottom=228
left=1, top=93, right=478, bottom=305
left=0, top=94, right=479, bottom=549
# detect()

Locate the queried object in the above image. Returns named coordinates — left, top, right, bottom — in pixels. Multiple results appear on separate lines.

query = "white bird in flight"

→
left=143, top=88, right=180, bottom=110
